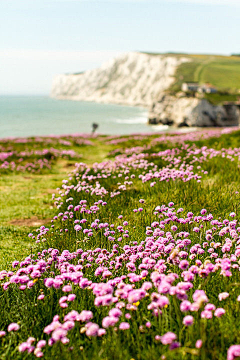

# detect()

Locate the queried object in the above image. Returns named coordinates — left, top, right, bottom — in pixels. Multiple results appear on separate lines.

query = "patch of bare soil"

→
left=9, top=216, right=52, bottom=227
left=42, top=189, right=56, bottom=196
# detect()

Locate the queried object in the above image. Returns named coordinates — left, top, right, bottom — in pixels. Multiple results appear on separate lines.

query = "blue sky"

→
left=1, top=0, right=240, bottom=94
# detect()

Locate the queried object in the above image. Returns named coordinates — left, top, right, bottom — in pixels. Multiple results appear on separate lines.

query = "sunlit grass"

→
left=1, top=129, right=240, bottom=359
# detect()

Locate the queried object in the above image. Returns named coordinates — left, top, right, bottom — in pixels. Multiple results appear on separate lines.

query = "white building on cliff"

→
left=181, top=83, right=217, bottom=94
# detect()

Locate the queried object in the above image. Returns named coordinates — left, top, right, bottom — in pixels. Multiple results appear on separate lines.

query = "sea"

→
left=0, top=95, right=168, bottom=139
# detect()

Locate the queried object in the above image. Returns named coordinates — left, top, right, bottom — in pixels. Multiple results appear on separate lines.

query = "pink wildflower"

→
left=214, top=308, right=226, bottom=317
left=227, top=345, right=240, bottom=360
left=8, top=323, right=20, bottom=332
left=183, top=315, right=194, bottom=326
left=196, top=340, right=202, bottom=348
left=119, top=322, right=130, bottom=330
left=62, top=285, right=72, bottom=292
left=160, top=332, right=177, bottom=345
left=218, top=292, right=229, bottom=301
left=86, top=323, right=99, bottom=337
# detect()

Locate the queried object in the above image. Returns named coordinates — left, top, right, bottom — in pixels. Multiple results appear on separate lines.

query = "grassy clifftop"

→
left=172, top=54, right=240, bottom=90
left=143, top=52, right=240, bottom=104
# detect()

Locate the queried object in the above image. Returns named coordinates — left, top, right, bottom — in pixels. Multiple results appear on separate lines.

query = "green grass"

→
left=1, top=130, right=240, bottom=359
left=0, top=171, right=65, bottom=268
left=0, top=136, right=118, bottom=268
left=200, top=60, right=240, bottom=91
left=204, top=92, right=239, bottom=105
left=0, top=134, right=159, bottom=268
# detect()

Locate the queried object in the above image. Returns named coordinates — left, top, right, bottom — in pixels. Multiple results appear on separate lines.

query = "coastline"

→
left=0, top=95, right=151, bottom=138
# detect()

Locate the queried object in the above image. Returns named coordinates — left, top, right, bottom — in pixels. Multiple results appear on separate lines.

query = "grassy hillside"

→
left=169, top=54, right=240, bottom=88
left=1, top=128, right=240, bottom=359
left=148, top=53, right=240, bottom=104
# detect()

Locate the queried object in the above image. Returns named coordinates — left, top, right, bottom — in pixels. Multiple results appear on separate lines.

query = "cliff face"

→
left=51, top=52, right=189, bottom=107
left=149, top=95, right=240, bottom=127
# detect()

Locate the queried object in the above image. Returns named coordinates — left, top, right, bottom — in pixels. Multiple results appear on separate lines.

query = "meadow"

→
left=1, top=128, right=240, bottom=360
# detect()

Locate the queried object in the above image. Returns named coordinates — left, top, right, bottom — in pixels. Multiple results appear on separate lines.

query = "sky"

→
left=1, top=0, right=240, bottom=95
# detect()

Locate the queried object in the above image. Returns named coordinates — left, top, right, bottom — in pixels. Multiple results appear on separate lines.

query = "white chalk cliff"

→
left=149, top=94, right=240, bottom=127
left=51, top=52, right=188, bottom=107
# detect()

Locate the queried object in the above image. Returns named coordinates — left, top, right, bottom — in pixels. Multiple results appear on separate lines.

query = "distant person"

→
left=92, top=123, right=99, bottom=135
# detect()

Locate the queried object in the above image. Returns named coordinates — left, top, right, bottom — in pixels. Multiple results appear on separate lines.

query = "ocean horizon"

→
left=0, top=95, right=169, bottom=139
